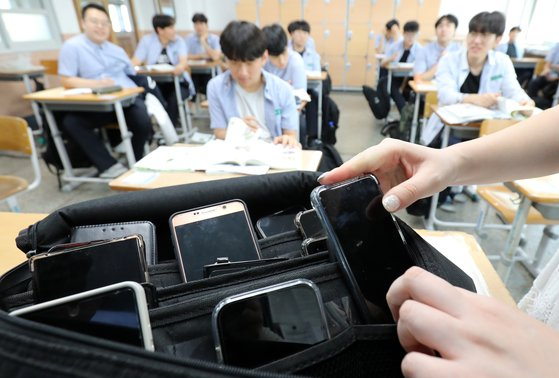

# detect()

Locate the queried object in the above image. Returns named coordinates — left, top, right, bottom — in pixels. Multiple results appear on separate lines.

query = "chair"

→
left=39, top=59, right=58, bottom=75
left=0, top=116, right=41, bottom=212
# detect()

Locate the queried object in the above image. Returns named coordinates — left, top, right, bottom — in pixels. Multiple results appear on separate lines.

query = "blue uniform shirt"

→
left=288, top=36, right=316, bottom=52
left=184, top=33, right=221, bottom=56
left=133, top=33, right=195, bottom=96
left=385, top=40, right=422, bottom=63
left=545, top=43, right=559, bottom=73
left=413, top=41, right=463, bottom=75
left=207, top=70, right=299, bottom=138
left=291, top=47, right=321, bottom=72
left=58, top=34, right=136, bottom=88
left=496, top=41, right=525, bottom=59
left=264, top=51, right=307, bottom=90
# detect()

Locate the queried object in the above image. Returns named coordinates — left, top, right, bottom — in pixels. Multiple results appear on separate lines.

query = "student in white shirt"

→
left=413, top=14, right=462, bottom=83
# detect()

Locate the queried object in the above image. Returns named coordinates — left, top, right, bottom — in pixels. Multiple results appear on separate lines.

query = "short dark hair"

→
left=510, top=26, right=522, bottom=33
left=386, top=19, right=400, bottom=30
left=287, top=20, right=311, bottom=34
left=468, top=11, right=506, bottom=36
left=435, top=14, right=458, bottom=29
left=262, top=24, right=288, bottom=56
left=152, top=14, right=175, bottom=32
left=192, top=13, right=208, bottom=24
left=403, top=21, right=419, bottom=33
left=81, top=3, right=109, bottom=19
left=220, top=21, right=266, bottom=61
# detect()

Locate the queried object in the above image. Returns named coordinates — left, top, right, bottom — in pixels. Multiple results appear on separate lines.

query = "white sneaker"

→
left=99, top=163, right=127, bottom=178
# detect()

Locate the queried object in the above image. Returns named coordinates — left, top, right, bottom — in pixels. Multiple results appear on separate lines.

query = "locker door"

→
left=319, top=0, right=348, bottom=88
left=279, top=0, right=302, bottom=28
left=346, top=0, right=373, bottom=88
left=236, top=0, right=258, bottom=22
left=259, top=0, right=281, bottom=26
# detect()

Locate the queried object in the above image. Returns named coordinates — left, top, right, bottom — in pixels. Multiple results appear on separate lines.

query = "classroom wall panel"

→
left=236, top=0, right=258, bottom=23
left=345, top=56, right=368, bottom=86
left=322, top=54, right=346, bottom=86
left=279, top=0, right=302, bottom=29
left=259, top=0, right=282, bottom=27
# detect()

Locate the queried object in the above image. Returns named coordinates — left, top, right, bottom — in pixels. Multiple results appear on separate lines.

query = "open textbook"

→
left=436, top=99, right=541, bottom=125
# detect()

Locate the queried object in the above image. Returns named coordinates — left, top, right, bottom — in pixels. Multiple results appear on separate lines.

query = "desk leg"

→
left=497, top=195, right=531, bottom=282
left=425, top=125, right=451, bottom=230
left=317, top=81, right=323, bottom=141
left=410, top=92, right=421, bottom=143
left=174, top=75, right=189, bottom=140
left=22, top=74, right=44, bottom=134
left=43, top=106, right=75, bottom=179
left=113, top=101, right=136, bottom=165
left=387, top=71, right=392, bottom=97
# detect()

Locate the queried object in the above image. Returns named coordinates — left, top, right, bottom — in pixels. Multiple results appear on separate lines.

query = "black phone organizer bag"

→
left=0, top=171, right=475, bottom=378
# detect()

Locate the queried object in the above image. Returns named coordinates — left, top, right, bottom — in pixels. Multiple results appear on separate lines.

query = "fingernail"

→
left=382, top=195, right=400, bottom=212
left=317, top=172, right=328, bottom=183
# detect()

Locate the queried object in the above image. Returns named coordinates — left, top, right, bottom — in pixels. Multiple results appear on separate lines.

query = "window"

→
left=0, top=0, right=61, bottom=53
left=524, top=0, right=559, bottom=47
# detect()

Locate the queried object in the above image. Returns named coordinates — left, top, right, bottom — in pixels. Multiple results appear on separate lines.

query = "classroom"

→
left=1, top=0, right=559, bottom=376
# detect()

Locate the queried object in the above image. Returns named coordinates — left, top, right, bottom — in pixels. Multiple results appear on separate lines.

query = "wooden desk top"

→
left=0, top=214, right=513, bottom=305
left=109, top=149, right=323, bottom=191
left=307, top=71, right=327, bottom=81
left=513, top=174, right=559, bottom=203
left=0, top=66, right=45, bottom=78
left=23, top=86, right=144, bottom=103
left=0, top=212, right=46, bottom=275
left=136, top=68, right=179, bottom=77
left=409, top=80, right=437, bottom=93
left=511, top=57, right=543, bottom=64
left=432, top=105, right=483, bottom=128
left=187, top=59, right=220, bottom=68
left=387, top=62, right=414, bottom=72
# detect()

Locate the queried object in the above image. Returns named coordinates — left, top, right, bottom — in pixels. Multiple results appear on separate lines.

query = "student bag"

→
left=0, top=171, right=476, bottom=377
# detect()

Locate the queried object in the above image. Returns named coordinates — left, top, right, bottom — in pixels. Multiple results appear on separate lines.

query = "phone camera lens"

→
left=222, top=205, right=226, bottom=209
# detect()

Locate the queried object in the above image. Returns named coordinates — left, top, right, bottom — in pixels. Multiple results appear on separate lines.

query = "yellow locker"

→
left=322, top=54, right=345, bottom=86
left=348, top=0, right=373, bottom=24
left=259, top=0, right=282, bottom=26
left=279, top=0, right=302, bottom=28
left=236, top=0, right=258, bottom=22
left=347, top=23, right=371, bottom=56
left=345, top=56, right=368, bottom=86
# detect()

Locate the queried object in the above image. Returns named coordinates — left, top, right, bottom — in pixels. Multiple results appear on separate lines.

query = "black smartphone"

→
left=203, top=257, right=288, bottom=278
left=212, top=279, right=330, bottom=368
left=294, top=209, right=325, bottom=239
left=169, top=200, right=261, bottom=282
left=310, top=174, right=411, bottom=324
left=30, top=235, right=149, bottom=303
left=10, top=281, right=154, bottom=351
left=301, top=236, right=328, bottom=256
left=255, top=205, right=305, bottom=238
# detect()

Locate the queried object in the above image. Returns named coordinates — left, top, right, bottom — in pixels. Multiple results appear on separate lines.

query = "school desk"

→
left=408, top=80, right=437, bottom=143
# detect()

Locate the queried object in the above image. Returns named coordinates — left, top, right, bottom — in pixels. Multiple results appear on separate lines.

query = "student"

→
left=318, top=104, right=559, bottom=378
left=526, top=42, right=559, bottom=109
left=363, top=21, right=422, bottom=119
left=375, top=19, right=402, bottom=55
left=207, top=21, right=299, bottom=147
left=184, top=13, right=221, bottom=95
left=131, top=14, right=195, bottom=126
left=58, top=3, right=151, bottom=178
left=422, top=11, right=534, bottom=146
left=413, top=14, right=461, bottom=82
left=287, top=20, right=321, bottom=72
left=496, top=26, right=531, bottom=87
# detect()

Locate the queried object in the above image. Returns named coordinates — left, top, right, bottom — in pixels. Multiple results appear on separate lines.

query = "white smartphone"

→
left=169, top=200, right=262, bottom=282
left=212, top=279, right=330, bottom=368
left=10, top=281, right=155, bottom=352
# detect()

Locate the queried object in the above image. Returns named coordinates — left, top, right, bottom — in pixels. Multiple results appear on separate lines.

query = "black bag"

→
left=306, top=139, right=344, bottom=172
left=322, top=96, right=339, bottom=145
left=2, top=172, right=475, bottom=377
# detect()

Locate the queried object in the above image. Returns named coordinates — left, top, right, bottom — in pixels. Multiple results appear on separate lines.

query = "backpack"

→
left=322, top=96, right=339, bottom=145
left=307, top=139, right=344, bottom=172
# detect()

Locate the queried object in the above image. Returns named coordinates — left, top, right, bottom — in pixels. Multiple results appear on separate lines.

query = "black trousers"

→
left=305, top=89, right=319, bottom=140
left=378, top=76, right=407, bottom=112
left=156, top=81, right=190, bottom=127
left=191, top=73, right=212, bottom=95
left=528, top=75, right=554, bottom=98
left=61, top=97, right=152, bottom=172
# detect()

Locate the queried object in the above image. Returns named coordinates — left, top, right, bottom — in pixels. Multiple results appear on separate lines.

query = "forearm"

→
left=130, top=57, right=142, bottom=67
left=213, top=128, right=226, bottom=139
left=60, top=76, right=108, bottom=88
left=447, top=106, right=559, bottom=186
left=188, top=52, right=207, bottom=60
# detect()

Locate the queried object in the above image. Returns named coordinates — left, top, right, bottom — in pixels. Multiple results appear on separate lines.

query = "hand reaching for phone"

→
left=387, top=267, right=559, bottom=378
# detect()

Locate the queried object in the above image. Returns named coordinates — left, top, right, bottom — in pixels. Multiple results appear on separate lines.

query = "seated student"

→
left=287, top=24, right=316, bottom=52
left=287, top=20, right=321, bottom=142
left=131, top=14, right=195, bottom=126
left=375, top=19, right=401, bottom=55
left=207, top=21, right=299, bottom=147
left=58, top=3, right=151, bottom=178
left=496, top=26, right=532, bottom=87
left=527, top=42, right=559, bottom=109
left=423, top=11, right=534, bottom=146
left=184, top=13, right=221, bottom=95
left=413, top=14, right=461, bottom=83
left=363, top=21, right=422, bottom=119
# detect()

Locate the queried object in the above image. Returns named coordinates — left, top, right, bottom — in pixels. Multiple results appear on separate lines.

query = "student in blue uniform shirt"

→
left=207, top=21, right=299, bottom=147
left=527, top=42, right=559, bottom=109
left=363, top=21, right=422, bottom=119
left=422, top=11, right=534, bottom=146
left=375, top=19, right=402, bottom=55
left=132, top=14, right=195, bottom=126
left=413, top=14, right=462, bottom=83
left=496, top=26, right=532, bottom=87
left=58, top=3, right=151, bottom=178
left=184, top=13, right=221, bottom=95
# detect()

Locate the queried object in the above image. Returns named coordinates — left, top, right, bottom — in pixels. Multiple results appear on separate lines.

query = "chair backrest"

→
left=534, top=59, right=547, bottom=77
left=39, top=59, right=58, bottom=75
left=423, top=91, right=438, bottom=119
left=0, top=116, right=33, bottom=155
left=479, top=119, right=519, bottom=137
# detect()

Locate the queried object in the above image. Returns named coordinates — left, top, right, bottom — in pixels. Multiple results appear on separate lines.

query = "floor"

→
left=3, top=91, right=557, bottom=302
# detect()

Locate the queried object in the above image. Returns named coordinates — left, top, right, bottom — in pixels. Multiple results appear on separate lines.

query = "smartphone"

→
left=212, top=279, right=330, bottom=368
left=310, top=174, right=411, bottom=324
left=203, top=257, right=288, bottom=278
left=301, top=236, right=328, bottom=256
left=10, top=281, right=155, bottom=351
left=294, top=209, right=325, bottom=239
left=255, top=205, right=305, bottom=238
left=170, top=200, right=261, bottom=282
left=30, top=235, right=149, bottom=303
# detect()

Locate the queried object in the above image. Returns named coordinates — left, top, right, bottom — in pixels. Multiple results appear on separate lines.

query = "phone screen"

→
left=31, top=237, right=148, bottom=303
left=12, top=283, right=153, bottom=350
left=256, top=206, right=305, bottom=238
left=296, top=209, right=325, bottom=239
left=172, top=201, right=261, bottom=282
left=214, top=280, right=329, bottom=368
left=312, top=175, right=412, bottom=322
